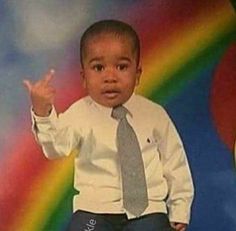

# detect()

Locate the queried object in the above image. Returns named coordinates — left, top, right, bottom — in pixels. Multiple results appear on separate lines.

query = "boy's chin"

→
left=93, top=98, right=127, bottom=108
left=98, top=101, right=122, bottom=108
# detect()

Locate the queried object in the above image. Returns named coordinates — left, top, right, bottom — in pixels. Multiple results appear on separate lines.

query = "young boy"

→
left=24, top=20, right=194, bottom=231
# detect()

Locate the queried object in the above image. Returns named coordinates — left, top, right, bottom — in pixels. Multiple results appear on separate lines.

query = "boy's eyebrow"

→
left=88, top=56, right=132, bottom=64
left=118, top=57, right=132, bottom=62
left=88, top=57, right=104, bottom=64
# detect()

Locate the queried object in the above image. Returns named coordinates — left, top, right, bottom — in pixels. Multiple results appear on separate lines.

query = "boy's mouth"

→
left=102, top=89, right=120, bottom=99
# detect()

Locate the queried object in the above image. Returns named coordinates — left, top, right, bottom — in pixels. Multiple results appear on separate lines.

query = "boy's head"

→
left=80, top=19, right=140, bottom=67
left=80, top=19, right=142, bottom=108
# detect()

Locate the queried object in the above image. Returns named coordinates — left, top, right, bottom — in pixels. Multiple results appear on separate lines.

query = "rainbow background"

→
left=0, top=1, right=236, bottom=230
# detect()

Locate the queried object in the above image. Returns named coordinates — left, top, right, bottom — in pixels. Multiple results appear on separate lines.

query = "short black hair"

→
left=80, top=19, right=140, bottom=66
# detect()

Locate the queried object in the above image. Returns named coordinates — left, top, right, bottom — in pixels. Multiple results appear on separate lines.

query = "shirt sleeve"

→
left=31, top=106, right=80, bottom=159
left=157, top=111, right=194, bottom=224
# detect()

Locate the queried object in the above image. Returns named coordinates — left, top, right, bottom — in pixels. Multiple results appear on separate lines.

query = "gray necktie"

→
left=112, top=105, right=148, bottom=217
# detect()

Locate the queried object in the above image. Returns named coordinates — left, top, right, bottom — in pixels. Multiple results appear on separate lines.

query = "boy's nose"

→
left=104, top=69, right=117, bottom=83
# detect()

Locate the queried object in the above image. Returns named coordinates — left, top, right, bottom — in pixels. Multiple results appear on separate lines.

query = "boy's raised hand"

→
left=23, top=69, right=56, bottom=117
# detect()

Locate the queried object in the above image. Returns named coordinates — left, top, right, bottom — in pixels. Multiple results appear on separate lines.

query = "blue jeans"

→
left=66, top=210, right=174, bottom=231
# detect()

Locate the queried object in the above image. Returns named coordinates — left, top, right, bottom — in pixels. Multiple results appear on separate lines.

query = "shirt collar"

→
left=87, top=94, right=136, bottom=118
left=122, top=94, right=135, bottom=118
left=88, top=96, right=113, bottom=117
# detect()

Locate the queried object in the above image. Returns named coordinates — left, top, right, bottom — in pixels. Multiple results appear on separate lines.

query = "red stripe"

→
left=0, top=132, right=49, bottom=229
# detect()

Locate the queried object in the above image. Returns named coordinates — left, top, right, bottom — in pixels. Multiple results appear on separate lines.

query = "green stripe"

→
left=40, top=176, right=75, bottom=231
left=43, top=187, right=74, bottom=231
left=43, top=188, right=74, bottom=231
left=230, top=0, right=236, bottom=11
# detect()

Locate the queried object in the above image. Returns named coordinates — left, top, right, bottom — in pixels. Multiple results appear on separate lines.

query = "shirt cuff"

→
left=31, top=106, right=57, bottom=123
left=31, top=106, right=58, bottom=134
left=168, top=203, right=191, bottom=224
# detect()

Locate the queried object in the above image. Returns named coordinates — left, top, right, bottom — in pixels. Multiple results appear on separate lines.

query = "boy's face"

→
left=80, top=33, right=141, bottom=108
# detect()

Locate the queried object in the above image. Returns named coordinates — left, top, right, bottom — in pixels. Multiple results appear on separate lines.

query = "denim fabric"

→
left=66, top=210, right=174, bottom=231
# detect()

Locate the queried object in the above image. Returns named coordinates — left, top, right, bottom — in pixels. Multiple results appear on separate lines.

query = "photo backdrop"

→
left=0, top=1, right=236, bottom=230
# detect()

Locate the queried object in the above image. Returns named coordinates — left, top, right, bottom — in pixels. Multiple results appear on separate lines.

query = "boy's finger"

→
left=23, top=80, right=32, bottom=92
left=44, top=69, right=55, bottom=84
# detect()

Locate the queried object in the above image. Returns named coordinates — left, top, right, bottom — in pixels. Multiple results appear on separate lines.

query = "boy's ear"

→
left=80, top=69, right=86, bottom=88
left=135, top=65, right=142, bottom=86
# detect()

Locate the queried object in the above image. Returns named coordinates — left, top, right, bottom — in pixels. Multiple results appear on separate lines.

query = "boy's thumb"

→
left=23, top=80, right=32, bottom=92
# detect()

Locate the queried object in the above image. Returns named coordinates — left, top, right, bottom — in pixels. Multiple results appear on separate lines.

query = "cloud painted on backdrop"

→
left=7, top=1, right=93, bottom=53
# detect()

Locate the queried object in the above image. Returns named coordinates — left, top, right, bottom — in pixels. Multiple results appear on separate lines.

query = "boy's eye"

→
left=92, top=64, right=104, bottom=72
left=117, top=64, right=128, bottom=71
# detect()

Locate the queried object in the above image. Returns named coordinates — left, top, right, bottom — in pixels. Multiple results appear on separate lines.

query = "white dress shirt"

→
left=31, top=94, right=194, bottom=223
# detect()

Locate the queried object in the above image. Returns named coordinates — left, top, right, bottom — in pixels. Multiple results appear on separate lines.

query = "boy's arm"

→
left=157, top=112, right=194, bottom=225
left=24, top=70, right=79, bottom=159
left=31, top=106, right=78, bottom=159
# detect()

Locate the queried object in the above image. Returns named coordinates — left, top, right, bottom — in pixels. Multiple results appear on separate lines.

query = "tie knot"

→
left=111, top=106, right=128, bottom=120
